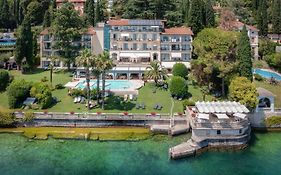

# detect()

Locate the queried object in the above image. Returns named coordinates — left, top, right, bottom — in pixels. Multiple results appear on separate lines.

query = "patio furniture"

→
left=141, top=102, right=145, bottom=109
left=157, top=104, right=162, bottom=110
left=135, top=103, right=140, bottom=109
left=154, top=104, right=158, bottom=110
left=129, top=94, right=134, bottom=101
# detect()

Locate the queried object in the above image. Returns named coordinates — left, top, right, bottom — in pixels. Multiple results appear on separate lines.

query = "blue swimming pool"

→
left=76, top=80, right=133, bottom=90
left=0, top=41, right=16, bottom=46
left=253, top=68, right=281, bottom=81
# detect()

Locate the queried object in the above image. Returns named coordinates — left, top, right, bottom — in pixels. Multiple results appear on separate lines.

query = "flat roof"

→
left=195, top=101, right=250, bottom=114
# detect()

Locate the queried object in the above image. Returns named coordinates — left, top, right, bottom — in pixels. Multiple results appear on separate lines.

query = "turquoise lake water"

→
left=0, top=132, right=281, bottom=175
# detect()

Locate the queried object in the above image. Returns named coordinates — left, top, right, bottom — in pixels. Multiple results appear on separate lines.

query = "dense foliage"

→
left=169, top=76, right=188, bottom=98
left=265, top=116, right=281, bottom=127
left=30, top=82, right=53, bottom=109
left=0, top=109, right=15, bottom=127
left=172, top=63, right=189, bottom=78
left=0, top=70, right=10, bottom=91
left=192, top=28, right=239, bottom=96
left=237, top=26, right=252, bottom=81
left=6, top=80, right=32, bottom=109
left=258, top=39, right=277, bottom=59
left=229, top=76, right=258, bottom=109
left=145, top=61, right=167, bottom=85
left=265, top=53, right=281, bottom=72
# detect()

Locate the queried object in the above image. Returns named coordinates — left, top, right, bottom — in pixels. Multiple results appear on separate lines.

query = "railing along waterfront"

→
left=191, top=119, right=249, bottom=129
left=14, top=112, right=186, bottom=121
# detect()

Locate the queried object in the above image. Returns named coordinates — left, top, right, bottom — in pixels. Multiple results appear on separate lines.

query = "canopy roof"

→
left=233, top=113, right=247, bottom=119
left=195, top=101, right=250, bottom=114
left=215, top=113, right=229, bottom=120
left=198, top=113, right=209, bottom=120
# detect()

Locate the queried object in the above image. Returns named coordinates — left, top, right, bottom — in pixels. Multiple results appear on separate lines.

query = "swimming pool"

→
left=253, top=68, right=281, bottom=81
left=0, top=41, right=16, bottom=46
left=75, top=80, right=134, bottom=90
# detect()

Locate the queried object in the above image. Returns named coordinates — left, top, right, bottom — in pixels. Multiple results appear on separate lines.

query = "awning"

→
left=120, top=52, right=150, bottom=58
left=195, top=101, right=250, bottom=114
left=171, top=53, right=181, bottom=58
left=233, top=113, right=247, bottom=119
left=215, top=113, right=229, bottom=120
left=198, top=113, right=209, bottom=120
left=161, top=62, right=191, bottom=69
left=121, top=33, right=129, bottom=37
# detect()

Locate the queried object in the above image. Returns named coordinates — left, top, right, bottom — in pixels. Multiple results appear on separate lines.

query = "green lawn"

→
left=0, top=69, right=211, bottom=114
left=254, top=80, right=281, bottom=108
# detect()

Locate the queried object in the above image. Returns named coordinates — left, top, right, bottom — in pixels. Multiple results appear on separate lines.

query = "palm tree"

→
left=48, top=55, right=60, bottom=86
left=145, top=61, right=167, bottom=85
left=93, top=57, right=103, bottom=104
left=98, top=51, right=115, bottom=109
left=75, top=49, right=96, bottom=111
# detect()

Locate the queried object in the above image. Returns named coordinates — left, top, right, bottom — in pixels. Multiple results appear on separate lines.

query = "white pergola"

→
left=195, top=101, right=250, bottom=114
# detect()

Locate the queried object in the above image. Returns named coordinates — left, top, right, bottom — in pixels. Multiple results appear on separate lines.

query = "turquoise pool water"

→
left=0, top=132, right=281, bottom=175
left=76, top=80, right=133, bottom=90
left=254, top=68, right=281, bottom=81
left=0, top=41, right=16, bottom=46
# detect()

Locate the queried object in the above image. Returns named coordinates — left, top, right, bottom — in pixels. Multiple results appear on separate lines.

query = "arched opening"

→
left=258, top=97, right=271, bottom=108
left=153, top=53, right=158, bottom=61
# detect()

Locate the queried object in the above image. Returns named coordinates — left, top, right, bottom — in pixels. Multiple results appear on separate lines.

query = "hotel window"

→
left=143, top=43, right=147, bottom=50
left=161, top=53, right=170, bottom=61
left=123, top=43, right=129, bottom=50
left=171, top=44, right=180, bottom=51
left=182, top=44, right=190, bottom=51
left=217, top=130, right=221, bottom=135
left=153, top=45, right=157, bottom=50
left=142, top=34, right=147, bottom=41
left=182, top=36, right=190, bottom=42
left=43, top=35, right=50, bottom=41
left=133, top=34, right=137, bottom=40
left=182, top=54, right=190, bottom=61
left=152, top=34, right=157, bottom=41
left=161, top=44, right=169, bottom=51
left=171, top=36, right=180, bottom=42
left=44, top=43, right=51, bottom=50
left=161, top=36, right=169, bottom=42
left=133, top=43, right=137, bottom=50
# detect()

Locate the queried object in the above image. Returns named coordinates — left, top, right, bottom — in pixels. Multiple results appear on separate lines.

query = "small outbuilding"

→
left=256, top=87, right=275, bottom=112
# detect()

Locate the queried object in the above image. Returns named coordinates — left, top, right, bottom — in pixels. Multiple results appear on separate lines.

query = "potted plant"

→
left=97, top=111, right=102, bottom=115
left=43, top=110, right=48, bottom=114
left=177, top=112, right=183, bottom=116
left=70, top=111, right=75, bottom=115
left=150, top=112, right=156, bottom=116
left=123, top=111, right=129, bottom=115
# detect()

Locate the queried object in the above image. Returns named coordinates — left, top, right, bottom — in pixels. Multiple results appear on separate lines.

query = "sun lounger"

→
left=157, top=104, right=162, bottom=110
left=124, top=94, right=128, bottom=101
left=154, top=104, right=158, bottom=110
left=129, top=94, right=134, bottom=101
left=74, top=97, right=78, bottom=103
left=135, top=103, right=140, bottom=109
left=141, top=103, right=145, bottom=109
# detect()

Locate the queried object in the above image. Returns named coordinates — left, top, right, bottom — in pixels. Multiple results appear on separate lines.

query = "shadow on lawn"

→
left=104, top=95, right=135, bottom=111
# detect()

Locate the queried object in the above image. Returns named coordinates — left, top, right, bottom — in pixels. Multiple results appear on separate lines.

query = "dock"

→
left=169, top=139, right=202, bottom=159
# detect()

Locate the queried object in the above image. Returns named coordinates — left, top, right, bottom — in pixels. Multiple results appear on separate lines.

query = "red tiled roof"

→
left=108, top=19, right=129, bottom=26
left=231, top=21, right=259, bottom=32
left=162, top=26, right=193, bottom=35
left=40, top=28, right=49, bottom=35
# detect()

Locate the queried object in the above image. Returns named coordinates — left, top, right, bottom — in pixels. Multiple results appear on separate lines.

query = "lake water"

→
left=0, top=132, right=281, bottom=175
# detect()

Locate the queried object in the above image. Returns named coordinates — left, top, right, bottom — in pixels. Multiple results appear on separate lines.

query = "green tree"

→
left=6, top=79, right=32, bottom=109
left=0, top=109, right=15, bottom=127
left=0, top=70, right=10, bottom=91
left=43, top=9, right=51, bottom=28
left=15, top=15, right=33, bottom=70
left=98, top=51, right=114, bottom=109
left=258, top=38, right=277, bottom=59
left=265, top=53, right=281, bottom=72
left=75, top=49, right=97, bottom=110
left=192, top=28, right=239, bottom=96
left=205, top=0, right=215, bottom=27
left=85, top=0, right=95, bottom=26
left=30, top=82, right=53, bottom=109
left=237, top=26, right=253, bottom=81
left=169, top=76, right=188, bottom=97
left=188, top=0, right=204, bottom=34
left=0, top=0, right=10, bottom=28
left=257, top=0, right=268, bottom=36
left=181, top=0, right=190, bottom=24
left=229, top=76, right=258, bottom=109
left=95, top=0, right=105, bottom=23
left=145, top=61, right=167, bottom=85
left=172, top=63, right=189, bottom=78
left=51, top=2, right=84, bottom=70
left=272, top=0, right=281, bottom=34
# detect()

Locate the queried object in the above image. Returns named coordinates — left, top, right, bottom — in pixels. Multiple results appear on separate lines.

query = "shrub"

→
left=6, top=80, right=32, bottom=108
left=70, top=89, right=85, bottom=97
left=0, top=109, right=15, bottom=127
left=30, top=82, right=53, bottom=109
left=0, top=70, right=10, bottom=91
left=229, top=77, right=258, bottom=109
left=55, top=83, right=65, bottom=89
left=169, top=76, right=188, bottom=97
left=265, top=53, right=281, bottom=72
left=172, top=63, right=189, bottom=78
left=182, top=99, right=195, bottom=108
left=265, top=116, right=281, bottom=127
left=23, top=112, right=35, bottom=122
left=41, top=76, right=48, bottom=82
left=254, top=74, right=264, bottom=81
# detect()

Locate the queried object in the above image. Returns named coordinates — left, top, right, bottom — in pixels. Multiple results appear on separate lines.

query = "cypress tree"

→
left=237, top=26, right=253, bottom=81
left=272, top=0, right=281, bottom=34
left=188, top=0, right=204, bottom=34
left=85, top=0, right=95, bottom=26
left=0, top=0, right=10, bottom=28
left=181, top=0, right=190, bottom=24
left=205, top=0, right=215, bottom=27
left=95, top=0, right=103, bottom=23
left=43, top=9, right=51, bottom=28
left=15, top=15, right=33, bottom=70
left=257, top=0, right=268, bottom=36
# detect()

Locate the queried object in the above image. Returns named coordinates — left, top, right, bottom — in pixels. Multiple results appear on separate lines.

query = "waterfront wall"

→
left=15, top=112, right=187, bottom=127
